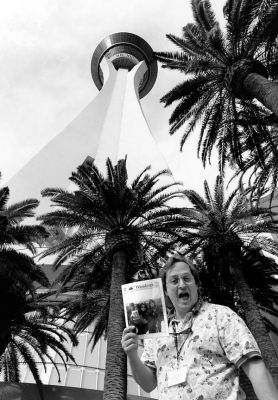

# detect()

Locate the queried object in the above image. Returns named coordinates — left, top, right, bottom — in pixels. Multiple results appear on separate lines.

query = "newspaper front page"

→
left=122, top=278, right=169, bottom=339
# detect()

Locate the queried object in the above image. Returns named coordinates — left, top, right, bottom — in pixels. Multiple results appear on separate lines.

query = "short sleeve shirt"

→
left=141, top=302, right=261, bottom=400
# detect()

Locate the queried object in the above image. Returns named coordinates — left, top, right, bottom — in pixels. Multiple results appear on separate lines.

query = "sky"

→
left=0, top=0, right=227, bottom=195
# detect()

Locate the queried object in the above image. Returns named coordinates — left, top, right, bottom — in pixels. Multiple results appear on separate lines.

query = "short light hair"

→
left=160, top=253, right=200, bottom=292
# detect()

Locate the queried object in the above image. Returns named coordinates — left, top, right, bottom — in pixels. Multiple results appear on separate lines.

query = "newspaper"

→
left=122, top=278, right=169, bottom=339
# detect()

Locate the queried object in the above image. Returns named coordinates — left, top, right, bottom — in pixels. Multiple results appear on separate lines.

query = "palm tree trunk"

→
left=103, top=250, right=127, bottom=400
left=243, top=73, right=278, bottom=118
left=230, top=265, right=278, bottom=389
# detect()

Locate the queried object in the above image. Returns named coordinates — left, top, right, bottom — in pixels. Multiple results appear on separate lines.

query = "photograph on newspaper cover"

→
left=121, top=278, right=169, bottom=339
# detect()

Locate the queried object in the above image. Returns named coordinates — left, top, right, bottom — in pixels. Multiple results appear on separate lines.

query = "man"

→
left=121, top=254, right=278, bottom=400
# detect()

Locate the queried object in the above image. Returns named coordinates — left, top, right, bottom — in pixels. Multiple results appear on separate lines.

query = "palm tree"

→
left=0, top=291, right=78, bottom=400
left=38, top=157, right=187, bottom=400
left=0, top=178, right=49, bottom=291
left=180, top=175, right=278, bottom=386
left=231, top=122, right=278, bottom=206
left=242, top=247, right=278, bottom=338
left=0, top=175, right=77, bottom=399
left=156, top=0, right=278, bottom=167
left=0, top=176, right=49, bottom=355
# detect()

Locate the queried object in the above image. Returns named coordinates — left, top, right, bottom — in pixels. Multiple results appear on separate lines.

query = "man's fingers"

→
left=122, top=326, right=137, bottom=343
left=125, top=344, right=137, bottom=353
left=121, top=326, right=138, bottom=355
left=123, top=325, right=136, bottom=335
left=122, top=338, right=138, bottom=354
left=123, top=338, right=136, bottom=348
left=123, top=332, right=136, bottom=342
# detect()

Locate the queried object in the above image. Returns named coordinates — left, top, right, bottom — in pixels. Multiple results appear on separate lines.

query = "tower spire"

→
left=7, top=33, right=170, bottom=216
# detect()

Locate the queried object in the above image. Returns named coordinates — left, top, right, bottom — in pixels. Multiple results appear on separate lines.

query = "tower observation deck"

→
left=91, top=32, right=157, bottom=98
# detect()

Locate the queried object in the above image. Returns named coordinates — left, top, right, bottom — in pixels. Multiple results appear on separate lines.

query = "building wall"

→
left=0, top=382, right=150, bottom=400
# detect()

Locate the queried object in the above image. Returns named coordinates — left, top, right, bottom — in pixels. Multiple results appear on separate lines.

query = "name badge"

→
left=167, top=367, right=188, bottom=387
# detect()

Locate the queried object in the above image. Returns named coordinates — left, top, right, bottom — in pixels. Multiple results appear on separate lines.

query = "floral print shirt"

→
left=141, top=302, right=261, bottom=400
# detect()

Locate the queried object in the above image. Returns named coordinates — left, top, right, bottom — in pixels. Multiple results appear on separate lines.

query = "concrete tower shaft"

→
left=6, top=32, right=165, bottom=214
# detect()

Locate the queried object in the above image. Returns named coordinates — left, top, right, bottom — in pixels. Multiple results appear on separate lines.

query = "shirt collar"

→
left=168, top=298, right=203, bottom=333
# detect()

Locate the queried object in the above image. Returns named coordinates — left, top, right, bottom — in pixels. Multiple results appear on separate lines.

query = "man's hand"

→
left=121, top=325, right=138, bottom=356
left=121, top=325, right=157, bottom=393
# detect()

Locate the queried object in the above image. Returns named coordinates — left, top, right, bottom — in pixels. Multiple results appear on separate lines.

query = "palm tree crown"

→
left=38, top=157, right=187, bottom=400
left=0, top=176, right=49, bottom=295
left=181, top=176, right=278, bottom=259
left=0, top=175, right=50, bottom=358
left=0, top=293, right=78, bottom=400
left=39, top=158, right=185, bottom=290
left=156, top=0, right=278, bottom=167
left=232, top=123, right=278, bottom=206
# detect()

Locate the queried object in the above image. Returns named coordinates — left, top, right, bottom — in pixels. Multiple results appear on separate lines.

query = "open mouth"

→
left=178, top=292, right=189, bottom=300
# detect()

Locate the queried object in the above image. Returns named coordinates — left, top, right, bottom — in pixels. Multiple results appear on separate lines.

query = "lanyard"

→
left=169, top=299, right=202, bottom=364
left=171, top=321, right=193, bottom=364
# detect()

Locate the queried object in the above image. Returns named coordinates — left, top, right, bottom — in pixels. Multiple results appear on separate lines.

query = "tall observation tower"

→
left=7, top=32, right=169, bottom=217
left=4, top=33, right=162, bottom=399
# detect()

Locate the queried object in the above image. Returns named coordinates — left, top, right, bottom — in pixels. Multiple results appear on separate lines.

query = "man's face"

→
left=165, top=261, right=198, bottom=319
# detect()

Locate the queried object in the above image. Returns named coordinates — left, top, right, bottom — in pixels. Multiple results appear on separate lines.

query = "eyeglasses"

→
left=166, top=275, right=193, bottom=286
